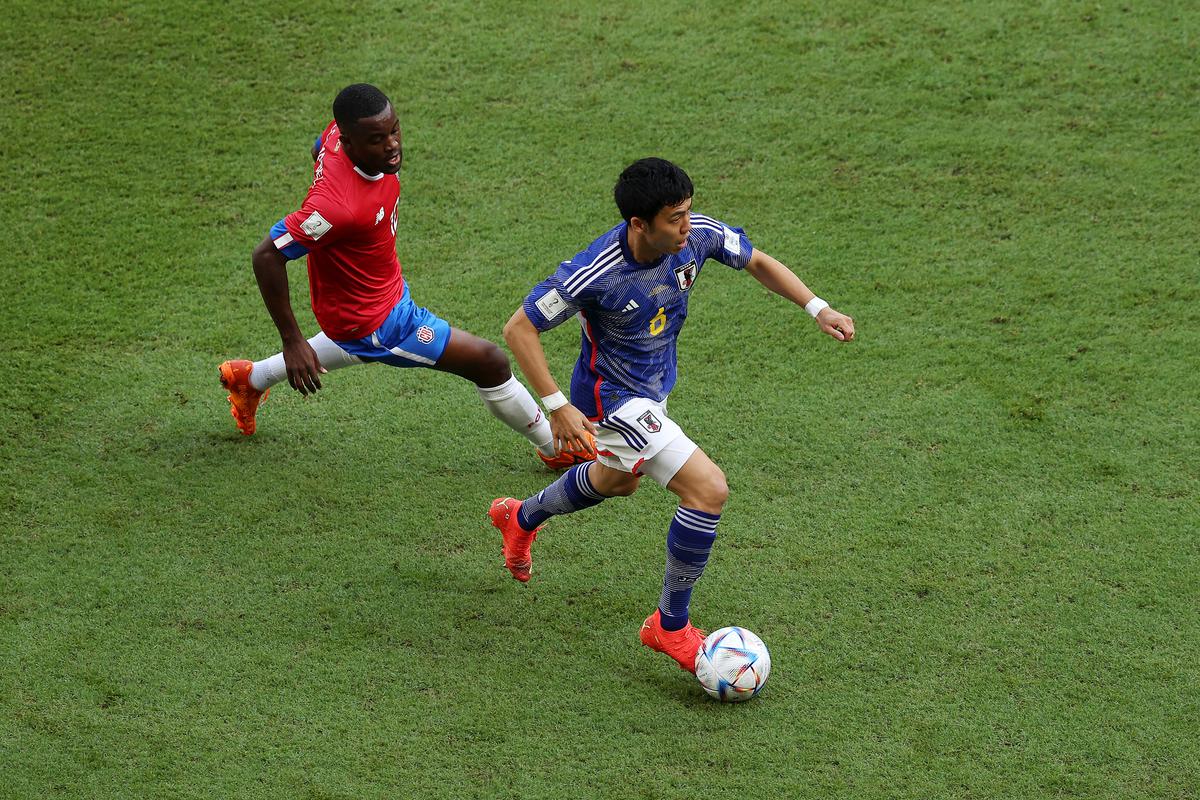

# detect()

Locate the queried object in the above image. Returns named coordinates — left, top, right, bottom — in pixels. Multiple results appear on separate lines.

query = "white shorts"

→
left=593, top=397, right=698, bottom=486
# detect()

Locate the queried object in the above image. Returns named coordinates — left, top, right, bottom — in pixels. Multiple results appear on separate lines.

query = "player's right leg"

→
left=219, top=332, right=361, bottom=435
left=489, top=461, right=637, bottom=582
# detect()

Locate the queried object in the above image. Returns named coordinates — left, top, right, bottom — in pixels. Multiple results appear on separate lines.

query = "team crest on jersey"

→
left=416, top=325, right=435, bottom=344
left=673, top=260, right=698, bottom=291
left=301, top=211, right=332, bottom=240
left=637, top=410, right=662, bottom=433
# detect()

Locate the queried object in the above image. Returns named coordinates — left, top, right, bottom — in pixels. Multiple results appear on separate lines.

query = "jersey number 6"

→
left=649, top=307, right=667, bottom=336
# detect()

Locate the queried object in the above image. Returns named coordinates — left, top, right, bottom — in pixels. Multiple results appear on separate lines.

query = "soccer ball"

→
left=695, top=626, right=771, bottom=702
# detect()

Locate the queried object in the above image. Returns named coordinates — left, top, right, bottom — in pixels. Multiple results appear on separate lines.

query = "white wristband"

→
left=541, top=391, right=568, bottom=413
left=805, top=297, right=829, bottom=318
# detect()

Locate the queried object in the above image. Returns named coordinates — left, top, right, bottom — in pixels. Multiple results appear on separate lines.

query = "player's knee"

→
left=687, top=468, right=728, bottom=511
left=605, top=475, right=640, bottom=497
left=475, top=340, right=511, bottom=385
left=706, top=469, right=730, bottom=508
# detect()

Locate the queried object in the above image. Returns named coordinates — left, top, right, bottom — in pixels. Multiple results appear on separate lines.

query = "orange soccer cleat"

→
left=219, top=359, right=268, bottom=436
left=639, top=609, right=707, bottom=674
left=488, top=497, right=541, bottom=583
left=538, top=434, right=597, bottom=471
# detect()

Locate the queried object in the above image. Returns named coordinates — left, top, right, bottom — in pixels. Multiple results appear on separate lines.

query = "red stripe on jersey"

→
left=632, top=457, right=646, bottom=475
left=581, top=312, right=605, bottom=421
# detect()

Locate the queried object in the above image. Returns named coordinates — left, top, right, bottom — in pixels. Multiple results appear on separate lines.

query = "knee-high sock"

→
left=517, top=462, right=606, bottom=530
left=250, top=332, right=361, bottom=391
left=659, top=507, right=720, bottom=631
left=477, top=375, right=555, bottom=455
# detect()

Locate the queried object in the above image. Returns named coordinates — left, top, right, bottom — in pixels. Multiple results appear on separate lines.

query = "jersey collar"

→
left=353, top=165, right=386, bottom=182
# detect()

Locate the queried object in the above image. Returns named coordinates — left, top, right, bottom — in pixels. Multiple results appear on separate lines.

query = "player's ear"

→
left=629, top=216, right=647, bottom=234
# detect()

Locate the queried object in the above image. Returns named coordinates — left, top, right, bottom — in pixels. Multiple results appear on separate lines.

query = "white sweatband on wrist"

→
left=805, top=297, right=829, bottom=318
left=541, top=391, right=568, bottom=413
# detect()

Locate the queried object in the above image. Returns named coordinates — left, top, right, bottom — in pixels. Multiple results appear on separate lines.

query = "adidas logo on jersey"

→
left=375, top=206, right=385, bottom=224
left=621, top=299, right=640, bottom=313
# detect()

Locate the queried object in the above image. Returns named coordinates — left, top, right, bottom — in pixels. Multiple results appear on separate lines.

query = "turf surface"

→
left=2, top=2, right=1197, bottom=797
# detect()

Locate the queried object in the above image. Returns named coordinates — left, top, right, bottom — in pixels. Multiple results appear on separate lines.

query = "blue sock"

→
left=517, top=463, right=606, bottom=530
left=659, top=507, right=720, bottom=631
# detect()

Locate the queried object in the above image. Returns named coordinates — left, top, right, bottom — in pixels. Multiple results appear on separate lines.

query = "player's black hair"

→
left=613, top=157, right=694, bottom=223
left=332, top=83, right=391, bottom=132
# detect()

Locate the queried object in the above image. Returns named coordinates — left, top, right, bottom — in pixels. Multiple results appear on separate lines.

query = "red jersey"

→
left=279, top=120, right=403, bottom=340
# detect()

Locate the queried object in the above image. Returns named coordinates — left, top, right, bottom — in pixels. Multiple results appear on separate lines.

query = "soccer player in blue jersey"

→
left=488, top=157, right=855, bottom=673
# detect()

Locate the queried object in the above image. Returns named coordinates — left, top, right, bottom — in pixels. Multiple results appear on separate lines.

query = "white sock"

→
left=250, top=331, right=362, bottom=391
left=477, top=375, right=555, bottom=455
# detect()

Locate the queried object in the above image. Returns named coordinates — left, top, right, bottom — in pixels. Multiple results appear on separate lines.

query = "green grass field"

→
left=2, top=1, right=1198, bottom=797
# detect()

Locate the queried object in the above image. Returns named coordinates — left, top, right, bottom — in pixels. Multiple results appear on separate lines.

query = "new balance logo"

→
left=621, top=300, right=640, bottom=313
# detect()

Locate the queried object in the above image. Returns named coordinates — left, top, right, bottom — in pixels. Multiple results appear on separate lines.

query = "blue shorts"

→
left=335, top=285, right=452, bottom=367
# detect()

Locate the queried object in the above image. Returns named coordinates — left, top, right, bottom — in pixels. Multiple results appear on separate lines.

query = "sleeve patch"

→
left=721, top=225, right=741, bottom=257
left=535, top=288, right=567, bottom=319
left=301, top=211, right=332, bottom=240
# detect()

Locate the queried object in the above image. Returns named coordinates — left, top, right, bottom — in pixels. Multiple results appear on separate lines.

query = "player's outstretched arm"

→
left=251, top=235, right=326, bottom=395
left=503, top=308, right=596, bottom=454
left=744, top=248, right=855, bottom=342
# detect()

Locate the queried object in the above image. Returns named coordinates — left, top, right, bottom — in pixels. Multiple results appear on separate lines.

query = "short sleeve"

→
left=689, top=213, right=753, bottom=270
left=522, top=260, right=598, bottom=331
left=281, top=191, right=351, bottom=252
left=269, top=218, right=308, bottom=261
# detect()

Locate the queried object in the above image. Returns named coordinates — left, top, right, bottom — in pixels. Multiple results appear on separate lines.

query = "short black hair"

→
left=333, top=84, right=391, bottom=132
left=613, top=158, right=694, bottom=223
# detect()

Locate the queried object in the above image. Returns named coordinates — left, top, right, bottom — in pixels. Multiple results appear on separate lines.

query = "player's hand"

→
left=549, top=404, right=597, bottom=455
left=282, top=339, right=327, bottom=396
left=816, top=308, right=855, bottom=342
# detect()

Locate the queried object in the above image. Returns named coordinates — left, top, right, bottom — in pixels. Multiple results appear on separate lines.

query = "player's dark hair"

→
left=333, top=84, right=391, bottom=132
left=613, top=158, right=694, bottom=223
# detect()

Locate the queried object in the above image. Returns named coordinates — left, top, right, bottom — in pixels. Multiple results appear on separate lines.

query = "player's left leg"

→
left=433, top=327, right=589, bottom=467
left=638, top=439, right=728, bottom=673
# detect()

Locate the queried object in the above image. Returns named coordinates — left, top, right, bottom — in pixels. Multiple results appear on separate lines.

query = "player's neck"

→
left=625, top=227, right=666, bottom=266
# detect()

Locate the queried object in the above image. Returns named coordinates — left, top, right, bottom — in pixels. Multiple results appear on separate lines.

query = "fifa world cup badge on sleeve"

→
left=301, top=211, right=332, bottom=239
left=535, top=289, right=567, bottom=319
left=721, top=225, right=741, bottom=257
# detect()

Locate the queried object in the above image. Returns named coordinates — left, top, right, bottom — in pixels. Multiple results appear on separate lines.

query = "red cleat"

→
left=488, top=497, right=540, bottom=583
left=538, top=433, right=597, bottom=471
left=219, top=359, right=268, bottom=436
left=639, top=609, right=707, bottom=673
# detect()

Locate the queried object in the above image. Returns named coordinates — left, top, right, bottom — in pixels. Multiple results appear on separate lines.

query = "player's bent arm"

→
left=745, top=248, right=856, bottom=342
left=503, top=308, right=597, bottom=448
left=251, top=235, right=326, bottom=393
left=252, top=236, right=307, bottom=346
left=744, top=248, right=817, bottom=307
left=502, top=308, right=561, bottom=398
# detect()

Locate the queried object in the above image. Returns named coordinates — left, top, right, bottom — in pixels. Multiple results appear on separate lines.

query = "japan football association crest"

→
left=673, top=260, right=698, bottom=291
left=416, top=325, right=435, bottom=344
left=637, top=410, right=662, bottom=433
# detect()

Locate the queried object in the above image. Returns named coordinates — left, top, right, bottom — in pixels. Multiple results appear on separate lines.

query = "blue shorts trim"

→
left=334, top=285, right=451, bottom=368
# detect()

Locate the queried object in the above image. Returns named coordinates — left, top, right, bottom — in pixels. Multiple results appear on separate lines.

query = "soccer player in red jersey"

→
left=219, top=84, right=590, bottom=470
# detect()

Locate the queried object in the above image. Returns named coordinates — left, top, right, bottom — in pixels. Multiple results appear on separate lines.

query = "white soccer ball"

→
left=695, top=626, right=771, bottom=702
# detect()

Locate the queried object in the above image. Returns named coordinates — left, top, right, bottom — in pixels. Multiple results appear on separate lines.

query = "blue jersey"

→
left=523, top=213, right=754, bottom=419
